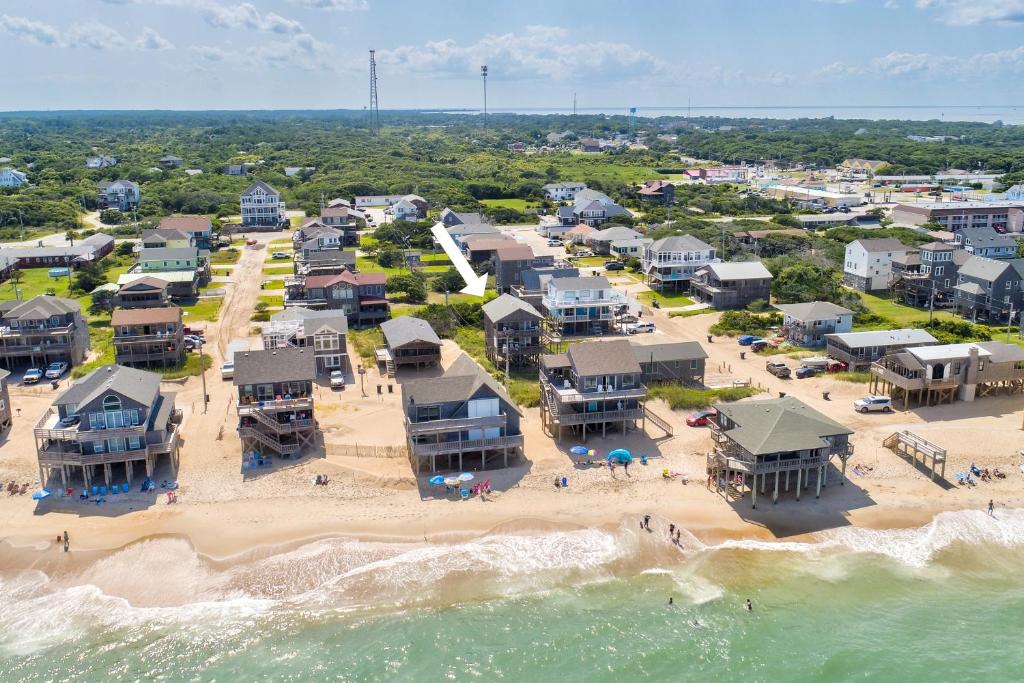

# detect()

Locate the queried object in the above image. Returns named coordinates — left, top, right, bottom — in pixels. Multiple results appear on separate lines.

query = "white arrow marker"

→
left=429, top=221, right=489, bottom=297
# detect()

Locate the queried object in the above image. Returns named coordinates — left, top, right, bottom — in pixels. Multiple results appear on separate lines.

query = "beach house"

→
left=261, top=307, right=349, bottom=375
left=379, top=317, right=442, bottom=372
left=542, top=275, right=632, bottom=337
left=542, top=182, right=587, bottom=201
left=402, top=353, right=524, bottom=473
left=0, top=167, right=28, bottom=187
left=240, top=180, right=286, bottom=229
left=111, top=307, right=185, bottom=369
left=707, top=396, right=854, bottom=508
left=843, top=238, right=909, bottom=292
left=642, top=235, right=718, bottom=292
left=33, top=364, right=181, bottom=489
left=954, top=227, right=1017, bottom=259
left=556, top=190, right=631, bottom=228
left=493, top=244, right=554, bottom=293
left=97, top=180, right=140, bottom=212
left=284, top=271, right=388, bottom=327
left=113, top=276, right=172, bottom=309
left=510, top=266, right=579, bottom=310
left=824, top=328, right=938, bottom=372
left=638, top=180, right=675, bottom=204
left=391, top=194, right=427, bottom=222
left=540, top=340, right=664, bottom=441
left=690, top=261, right=773, bottom=309
left=889, top=241, right=968, bottom=307
left=0, top=295, right=91, bottom=370
left=953, top=256, right=1024, bottom=323
left=483, top=294, right=544, bottom=367
left=774, top=301, right=854, bottom=346
left=233, top=348, right=317, bottom=458
left=632, top=341, right=708, bottom=385
left=869, top=341, right=1024, bottom=409
left=158, top=215, right=214, bottom=249
left=141, top=228, right=194, bottom=250
left=584, top=226, right=643, bottom=255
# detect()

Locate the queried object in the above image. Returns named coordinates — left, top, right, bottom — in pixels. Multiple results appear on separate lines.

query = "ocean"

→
left=442, top=105, right=1024, bottom=125
left=2, top=509, right=1024, bottom=681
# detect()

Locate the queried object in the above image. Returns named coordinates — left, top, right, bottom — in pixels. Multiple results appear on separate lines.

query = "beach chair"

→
left=460, top=488, right=470, bottom=500
left=100, top=485, right=107, bottom=496
left=91, top=485, right=99, bottom=497
left=640, top=455, right=648, bottom=465
left=121, top=483, right=129, bottom=493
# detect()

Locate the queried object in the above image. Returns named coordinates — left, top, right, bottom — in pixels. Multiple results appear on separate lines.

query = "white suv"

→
left=853, top=395, right=892, bottom=413
left=625, top=322, right=656, bottom=335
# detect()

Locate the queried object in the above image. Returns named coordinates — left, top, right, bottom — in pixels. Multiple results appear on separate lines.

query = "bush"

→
left=647, top=384, right=761, bottom=410
left=385, top=273, right=427, bottom=304
left=914, top=319, right=992, bottom=344
left=710, top=310, right=782, bottom=336
left=115, top=241, right=136, bottom=257
left=99, top=208, right=124, bottom=225
left=431, top=267, right=467, bottom=293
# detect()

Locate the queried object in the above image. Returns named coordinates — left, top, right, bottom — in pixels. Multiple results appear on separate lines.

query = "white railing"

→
left=410, top=434, right=523, bottom=456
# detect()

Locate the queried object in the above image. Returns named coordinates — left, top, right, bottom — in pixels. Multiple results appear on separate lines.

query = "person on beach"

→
left=642, top=514, right=651, bottom=531
left=988, top=499, right=995, bottom=517
left=745, top=599, right=753, bottom=612
left=668, top=597, right=674, bottom=606
left=63, top=530, right=69, bottom=544
left=675, top=529, right=681, bottom=544
left=669, top=523, right=675, bottom=540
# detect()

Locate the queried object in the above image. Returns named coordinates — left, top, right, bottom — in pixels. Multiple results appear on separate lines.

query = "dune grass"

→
left=647, top=384, right=761, bottom=410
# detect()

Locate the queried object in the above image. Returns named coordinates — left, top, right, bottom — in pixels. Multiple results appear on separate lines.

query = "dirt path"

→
left=208, top=242, right=266, bottom=360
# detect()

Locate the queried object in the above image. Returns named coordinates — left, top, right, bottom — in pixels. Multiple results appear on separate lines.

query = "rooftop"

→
left=401, top=353, right=522, bottom=413
left=482, top=293, right=543, bottom=322
left=381, top=316, right=441, bottom=349
left=567, top=339, right=641, bottom=376
left=111, top=306, right=182, bottom=326
left=774, top=301, right=854, bottom=321
left=826, top=329, right=937, bottom=347
left=715, top=396, right=853, bottom=456
left=55, top=364, right=162, bottom=409
left=700, top=261, right=773, bottom=280
left=233, top=347, right=316, bottom=386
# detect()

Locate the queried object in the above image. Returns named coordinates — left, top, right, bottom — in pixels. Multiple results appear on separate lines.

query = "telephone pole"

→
left=480, top=65, right=488, bottom=127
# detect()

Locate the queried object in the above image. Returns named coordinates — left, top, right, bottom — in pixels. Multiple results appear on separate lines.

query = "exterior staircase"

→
left=238, top=426, right=301, bottom=456
left=643, top=406, right=674, bottom=436
left=241, top=405, right=311, bottom=434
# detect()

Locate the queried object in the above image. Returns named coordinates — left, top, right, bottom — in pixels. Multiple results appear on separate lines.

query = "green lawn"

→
left=209, top=248, right=241, bottom=265
left=638, top=290, right=694, bottom=307
left=264, top=256, right=293, bottom=264
left=269, top=238, right=293, bottom=246
left=212, top=267, right=233, bottom=277
left=262, top=266, right=294, bottom=276
left=480, top=198, right=538, bottom=212
left=257, top=294, right=284, bottom=308
left=261, top=279, right=284, bottom=290
left=181, top=297, right=223, bottom=323
left=856, top=292, right=956, bottom=328
left=570, top=256, right=609, bottom=268
left=72, top=323, right=115, bottom=378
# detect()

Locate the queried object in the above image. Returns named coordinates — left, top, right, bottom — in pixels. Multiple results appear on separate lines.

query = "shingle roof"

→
left=55, top=364, right=162, bottom=409
left=139, top=247, right=198, bottom=262
left=301, top=249, right=356, bottom=264
left=142, top=228, right=192, bottom=244
left=589, top=226, right=642, bottom=242
left=567, top=339, right=641, bottom=376
left=304, top=271, right=357, bottom=289
left=773, top=301, right=854, bottom=321
left=242, top=180, right=279, bottom=197
left=401, top=352, right=522, bottom=414
left=650, top=235, right=714, bottom=252
left=355, top=272, right=386, bottom=286
left=233, top=347, right=316, bottom=386
left=159, top=215, right=212, bottom=232
left=520, top=267, right=579, bottom=292
left=701, top=261, right=772, bottom=280
left=0, top=295, right=80, bottom=320
left=714, top=396, right=852, bottom=456
left=495, top=244, right=536, bottom=261
left=825, top=329, right=937, bottom=348
left=850, top=238, right=906, bottom=252
left=381, top=316, right=441, bottom=349
left=957, top=256, right=1014, bottom=281
left=482, top=293, right=542, bottom=322
left=631, top=341, right=708, bottom=363
left=549, top=275, right=611, bottom=291
left=111, top=306, right=182, bottom=326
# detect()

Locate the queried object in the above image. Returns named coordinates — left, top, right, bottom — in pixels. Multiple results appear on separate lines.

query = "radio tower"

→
left=480, top=65, right=488, bottom=127
left=369, top=49, right=381, bottom=136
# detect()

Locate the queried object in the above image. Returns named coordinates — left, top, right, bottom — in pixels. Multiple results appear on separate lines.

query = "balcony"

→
left=406, top=414, right=507, bottom=436
left=870, top=363, right=958, bottom=391
left=410, top=434, right=523, bottom=457
left=550, top=407, right=645, bottom=425
left=237, top=397, right=314, bottom=413
left=34, top=407, right=147, bottom=441
left=542, top=376, right=647, bottom=403
left=0, top=324, right=75, bottom=338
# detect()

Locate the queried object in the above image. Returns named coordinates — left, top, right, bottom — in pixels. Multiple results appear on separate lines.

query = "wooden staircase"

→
left=238, top=426, right=301, bottom=456
left=643, top=406, right=674, bottom=436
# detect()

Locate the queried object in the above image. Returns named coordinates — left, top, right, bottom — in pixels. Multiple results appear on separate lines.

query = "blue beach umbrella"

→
left=428, top=475, right=445, bottom=486
left=608, top=449, right=633, bottom=464
left=31, top=489, right=51, bottom=500
left=569, top=445, right=589, bottom=456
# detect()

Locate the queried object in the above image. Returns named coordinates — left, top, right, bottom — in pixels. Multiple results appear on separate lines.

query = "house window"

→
left=416, top=405, right=440, bottom=421
left=621, top=374, right=635, bottom=387
left=583, top=377, right=597, bottom=390
left=690, top=360, right=698, bottom=369
left=103, top=395, right=122, bottom=412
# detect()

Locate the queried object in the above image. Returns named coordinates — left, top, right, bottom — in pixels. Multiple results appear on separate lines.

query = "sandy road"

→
left=207, top=241, right=267, bottom=361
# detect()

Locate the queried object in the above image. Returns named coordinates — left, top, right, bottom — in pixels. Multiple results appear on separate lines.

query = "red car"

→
left=686, top=409, right=718, bottom=427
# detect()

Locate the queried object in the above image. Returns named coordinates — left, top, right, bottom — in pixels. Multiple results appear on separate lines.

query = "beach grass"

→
left=668, top=309, right=715, bottom=319
left=832, top=371, right=872, bottom=383
left=209, top=249, right=241, bottom=265
left=452, top=326, right=540, bottom=407
left=348, top=328, right=384, bottom=364
left=261, top=279, right=284, bottom=290
left=647, top=384, right=761, bottom=410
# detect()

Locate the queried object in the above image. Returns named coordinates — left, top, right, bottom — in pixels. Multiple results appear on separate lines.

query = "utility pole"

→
left=198, top=340, right=208, bottom=414
left=480, top=65, right=488, bottom=127
left=928, top=284, right=935, bottom=324
left=573, top=92, right=577, bottom=116
left=369, top=49, right=381, bottom=136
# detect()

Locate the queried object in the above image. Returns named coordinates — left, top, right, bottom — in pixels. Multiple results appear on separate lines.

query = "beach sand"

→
left=2, top=235, right=1022, bottom=567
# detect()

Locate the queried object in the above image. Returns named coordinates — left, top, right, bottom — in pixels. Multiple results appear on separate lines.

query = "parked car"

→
left=221, top=360, right=234, bottom=380
left=838, top=206, right=852, bottom=213
left=854, top=395, right=893, bottom=413
left=271, top=251, right=290, bottom=259
left=617, top=314, right=639, bottom=324
left=330, top=370, right=346, bottom=389
left=23, top=368, right=43, bottom=384
left=573, top=249, right=594, bottom=257
left=795, top=366, right=818, bottom=379
left=547, top=239, right=562, bottom=247
left=604, top=261, right=625, bottom=271
left=44, top=361, right=69, bottom=379
left=245, top=238, right=258, bottom=246
left=765, top=361, right=791, bottom=378
left=686, top=409, right=717, bottom=427
left=625, top=322, right=656, bottom=335
left=184, top=335, right=205, bottom=349
left=750, top=339, right=772, bottom=352
left=737, top=335, right=760, bottom=346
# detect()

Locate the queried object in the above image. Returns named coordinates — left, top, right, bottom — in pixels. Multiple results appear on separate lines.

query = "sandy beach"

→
left=2, top=234, right=1023, bottom=567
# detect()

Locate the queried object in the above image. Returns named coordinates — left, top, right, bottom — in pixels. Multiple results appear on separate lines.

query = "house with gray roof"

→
left=0, top=167, right=28, bottom=187
left=954, top=227, right=1017, bottom=260
left=0, top=295, right=90, bottom=369
left=402, top=353, right=524, bottom=472
left=494, top=243, right=554, bottom=293
left=870, top=341, right=1024, bottom=409
left=233, top=347, right=317, bottom=457
left=953, top=256, right=1024, bottom=323
left=97, top=180, right=140, bottom=212
left=33, top=364, right=181, bottom=490
left=0, top=232, right=114, bottom=270
left=843, top=238, right=910, bottom=292
left=440, top=208, right=486, bottom=227
left=380, top=316, right=441, bottom=371
left=584, top=226, right=643, bottom=255
left=642, top=234, right=719, bottom=292
left=542, top=182, right=588, bottom=201
left=825, top=328, right=938, bottom=371
left=262, top=307, right=349, bottom=375
left=483, top=294, right=543, bottom=367
left=240, top=180, right=286, bottom=229
left=632, top=341, right=708, bottom=385
left=511, top=266, right=579, bottom=309
left=774, top=301, right=854, bottom=346
left=691, top=261, right=773, bottom=309
left=555, top=189, right=630, bottom=228
left=540, top=339, right=669, bottom=441
left=542, top=274, right=633, bottom=337
left=890, top=241, right=969, bottom=307
left=709, top=396, right=853, bottom=507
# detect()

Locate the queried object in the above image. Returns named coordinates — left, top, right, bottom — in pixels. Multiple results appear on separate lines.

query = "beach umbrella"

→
left=569, top=445, right=589, bottom=456
left=608, top=449, right=633, bottom=464
left=31, top=489, right=51, bottom=500
left=457, top=472, right=474, bottom=482
left=444, top=477, right=460, bottom=487
left=428, top=475, right=445, bottom=486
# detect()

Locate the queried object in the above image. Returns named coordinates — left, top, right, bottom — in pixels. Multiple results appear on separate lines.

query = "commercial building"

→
left=891, top=201, right=1024, bottom=233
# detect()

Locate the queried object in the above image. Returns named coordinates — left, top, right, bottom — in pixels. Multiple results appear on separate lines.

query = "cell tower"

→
left=369, top=49, right=381, bottom=136
left=629, top=107, right=637, bottom=131
left=480, top=65, right=489, bottom=127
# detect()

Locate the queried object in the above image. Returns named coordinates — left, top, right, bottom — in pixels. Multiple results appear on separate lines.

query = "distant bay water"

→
left=438, top=105, right=1024, bottom=124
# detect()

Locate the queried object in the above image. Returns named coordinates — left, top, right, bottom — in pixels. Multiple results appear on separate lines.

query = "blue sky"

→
left=0, top=0, right=1022, bottom=110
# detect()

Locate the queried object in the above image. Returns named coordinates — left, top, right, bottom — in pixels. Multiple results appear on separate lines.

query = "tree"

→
left=771, top=263, right=842, bottom=304
left=72, top=261, right=107, bottom=293
left=115, top=241, right=136, bottom=257
left=376, top=245, right=401, bottom=268
left=431, top=267, right=466, bottom=293
left=99, top=208, right=124, bottom=225
left=8, top=269, right=23, bottom=298
left=89, top=289, right=114, bottom=315
left=385, top=273, right=427, bottom=304
left=65, top=230, right=78, bottom=247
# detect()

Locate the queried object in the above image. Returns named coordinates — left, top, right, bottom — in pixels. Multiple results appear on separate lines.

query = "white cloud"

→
left=916, top=0, right=1024, bottom=25
left=135, top=27, right=174, bottom=50
left=814, top=45, right=1024, bottom=80
left=287, top=0, right=368, bottom=9
left=199, top=2, right=305, bottom=34
left=66, top=21, right=129, bottom=50
left=0, top=14, right=62, bottom=46
left=189, top=45, right=228, bottom=61
left=376, top=26, right=667, bottom=83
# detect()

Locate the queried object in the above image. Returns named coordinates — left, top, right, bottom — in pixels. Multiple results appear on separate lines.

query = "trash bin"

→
left=387, top=384, right=393, bottom=394
left=740, top=351, right=746, bottom=360
left=822, top=391, right=830, bottom=401
left=779, top=391, right=786, bottom=398
left=707, top=335, right=713, bottom=343
left=376, top=385, right=382, bottom=395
